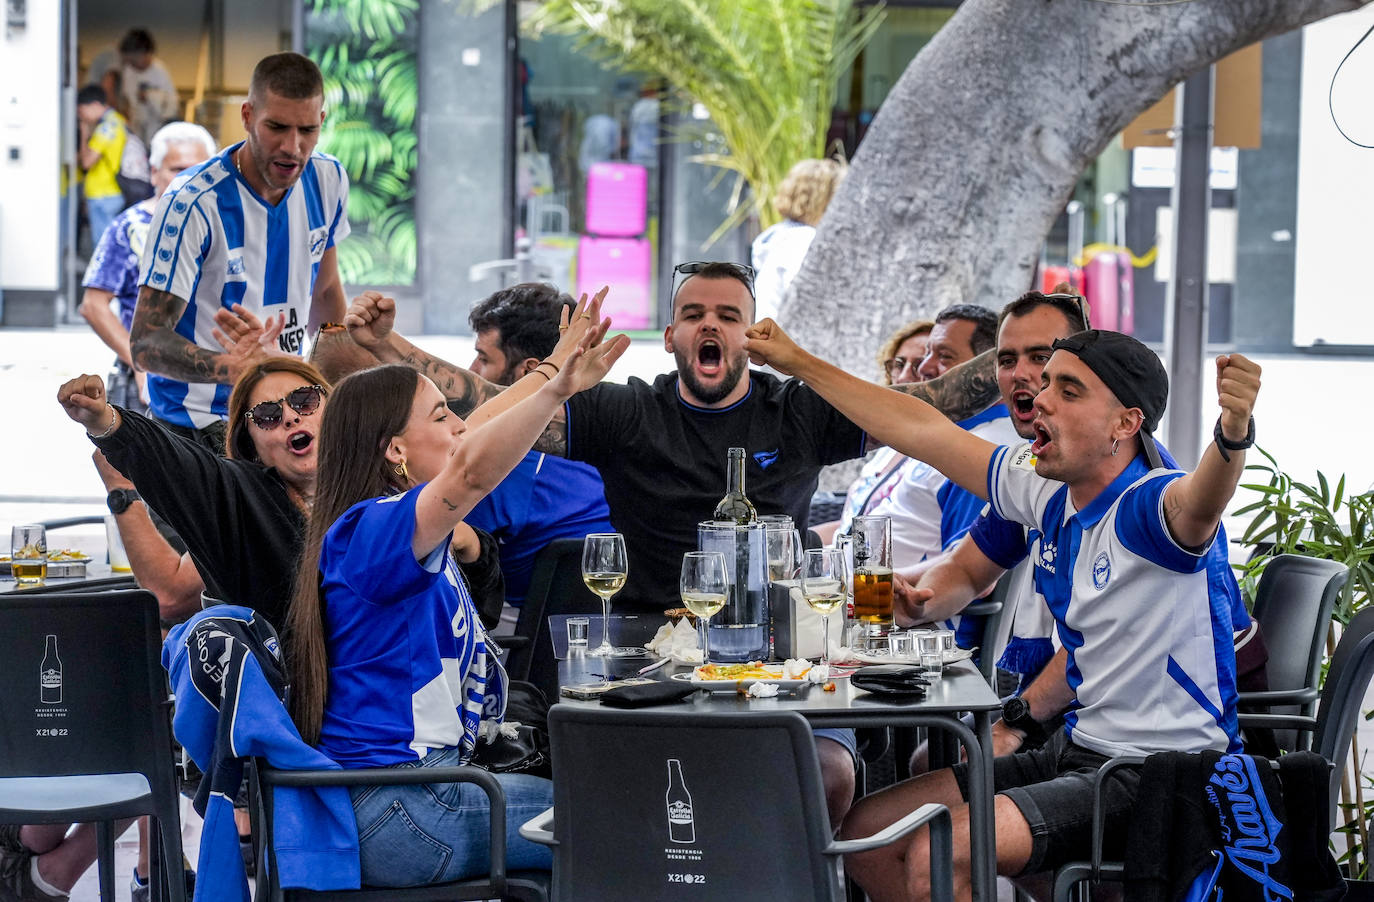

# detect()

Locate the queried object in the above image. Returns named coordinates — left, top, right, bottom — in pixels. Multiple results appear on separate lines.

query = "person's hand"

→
left=547, top=287, right=608, bottom=369
left=92, top=449, right=134, bottom=492
left=744, top=318, right=806, bottom=375
left=57, top=374, right=117, bottom=433
left=547, top=323, right=631, bottom=401
left=212, top=304, right=287, bottom=376
left=344, top=291, right=396, bottom=351
left=1215, top=353, right=1261, bottom=444
left=989, top=720, right=1027, bottom=758
left=451, top=523, right=482, bottom=564
left=893, top=573, right=935, bottom=620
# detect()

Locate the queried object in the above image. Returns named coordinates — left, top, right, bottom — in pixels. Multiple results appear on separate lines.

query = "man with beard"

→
left=343, top=263, right=1004, bottom=828
left=131, top=52, right=349, bottom=451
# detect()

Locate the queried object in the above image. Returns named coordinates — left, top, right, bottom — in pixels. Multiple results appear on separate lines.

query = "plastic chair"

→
left=521, top=706, right=955, bottom=902
left=1240, top=554, right=1348, bottom=751
left=0, top=590, right=186, bottom=902
left=254, top=764, right=547, bottom=902
left=1051, top=607, right=1374, bottom=901
left=505, top=539, right=600, bottom=700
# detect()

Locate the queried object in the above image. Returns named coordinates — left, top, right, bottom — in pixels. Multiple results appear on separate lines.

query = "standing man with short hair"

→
left=76, top=84, right=129, bottom=247
left=81, top=122, right=218, bottom=414
left=117, top=28, right=179, bottom=146
left=131, top=51, right=349, bottom=451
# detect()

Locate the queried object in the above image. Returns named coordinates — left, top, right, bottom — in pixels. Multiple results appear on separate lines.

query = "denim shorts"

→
left=951, top=731, right=1141, bottom=875
left=813, top=727, right=858, bottom=761
left=350, top=745, right=553, bottom=887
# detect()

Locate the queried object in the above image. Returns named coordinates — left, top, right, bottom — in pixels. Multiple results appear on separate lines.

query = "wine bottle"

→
left=713, top=447, right=757, bottom=524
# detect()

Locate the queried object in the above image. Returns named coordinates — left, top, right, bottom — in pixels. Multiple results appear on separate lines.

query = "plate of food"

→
left=46, top=549, right=92, bottom=563
left=671, top=660, right=816, bottom=692
left=851, top=647, right=977, bottom=667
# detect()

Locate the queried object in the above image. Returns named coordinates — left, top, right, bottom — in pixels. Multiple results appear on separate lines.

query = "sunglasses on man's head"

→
left=672, top=261, right=757, bottom=297
left=245, top=385, right=326, bottom=430
left=1040, top=293, right=1091, bottom=331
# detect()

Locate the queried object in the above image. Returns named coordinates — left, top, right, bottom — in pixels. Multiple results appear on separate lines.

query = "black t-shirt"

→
left=565, top=371, right=866, bottom=610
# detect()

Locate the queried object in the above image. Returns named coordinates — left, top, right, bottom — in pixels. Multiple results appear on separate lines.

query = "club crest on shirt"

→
left=1011, top=445, right=1038, bottom=470
left=753, top=449, right=779, bottom=469
left=226, top=253, right=246, bottom=279
left=1037, top=540, right=1057, bottom=574
left=309, top=227, right=329, bottom=261
left=1092, top=552, right=1111, bottom=590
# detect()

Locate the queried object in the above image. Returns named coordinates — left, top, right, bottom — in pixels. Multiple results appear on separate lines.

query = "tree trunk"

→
left=781, top=0, right=1368, bottom=373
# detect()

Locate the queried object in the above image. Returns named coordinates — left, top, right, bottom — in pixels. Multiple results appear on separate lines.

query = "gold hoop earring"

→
left=393, top=460, right=408, bottom=479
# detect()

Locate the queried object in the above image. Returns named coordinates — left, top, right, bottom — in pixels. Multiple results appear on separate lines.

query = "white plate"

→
left=669, top=672, right=811, bottom=692
left=851, top=647, right=976, bottom=667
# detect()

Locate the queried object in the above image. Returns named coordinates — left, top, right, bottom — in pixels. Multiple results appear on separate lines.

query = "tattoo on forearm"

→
left=130, top=288, right=230, bottom=383
left=894, top=349, right=999, bottom=422
left=398, top=349, right=503, bottom=417
left=440, top=497, right=460, bottom=511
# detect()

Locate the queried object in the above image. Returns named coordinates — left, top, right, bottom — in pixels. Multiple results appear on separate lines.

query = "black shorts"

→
left=951, top=731, right=1142, bottom=874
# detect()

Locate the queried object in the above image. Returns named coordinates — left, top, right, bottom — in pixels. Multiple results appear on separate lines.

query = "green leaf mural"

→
left=306, top=0, right=418, bottom=285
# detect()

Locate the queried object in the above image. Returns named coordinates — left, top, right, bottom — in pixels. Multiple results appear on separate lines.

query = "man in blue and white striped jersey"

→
left=130, top=51, right=349, bottom=451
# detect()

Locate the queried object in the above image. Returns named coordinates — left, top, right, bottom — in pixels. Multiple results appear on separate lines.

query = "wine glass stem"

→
left=821, top=614, right=831, bottom=665
left=698, top=617, right=711, bottom=665
left=600, top=595, right=612, bottom=649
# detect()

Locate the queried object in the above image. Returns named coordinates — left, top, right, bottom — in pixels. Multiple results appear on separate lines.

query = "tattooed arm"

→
left=864, top=349, right=1001, bottom=451
left=129, top=287, right=270, bottom=385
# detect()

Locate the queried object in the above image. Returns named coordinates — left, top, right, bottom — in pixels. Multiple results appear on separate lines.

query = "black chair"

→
left=505, top=539, right=601, bottom=700
left=0, top=590, right=186, bottom=902
left=521, top=706, right=955, bottom=902
left=1051, top=607, right=1374, bottom=902
left=1240, top=554, right=1348, bottom=751
left=254, top=764, right=548, bottom=902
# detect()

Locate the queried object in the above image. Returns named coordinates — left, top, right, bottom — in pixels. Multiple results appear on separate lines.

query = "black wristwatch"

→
left=107, top=488, right=141, bottom=515
left=1212, top=414, right=1255, bottom=463
left=1001, top=696, right=1048, bottom=745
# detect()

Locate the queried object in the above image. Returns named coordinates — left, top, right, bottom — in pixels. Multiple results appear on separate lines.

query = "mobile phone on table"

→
left=560, top=678, right=655, bottom=700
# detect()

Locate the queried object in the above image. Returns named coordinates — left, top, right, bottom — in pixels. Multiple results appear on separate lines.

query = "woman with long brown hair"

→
left=286, top=323, right=626, bottom=886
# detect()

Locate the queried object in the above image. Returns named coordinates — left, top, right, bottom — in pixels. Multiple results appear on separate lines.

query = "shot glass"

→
left=888, top=631, right=915, bottom=659
left=11, top=524, right=47, bottom=586
left=566, top=616, right=590, bottom=648
left=934, top=628, right=956, bottom=654
left=917, top=631, right=943, bottom=680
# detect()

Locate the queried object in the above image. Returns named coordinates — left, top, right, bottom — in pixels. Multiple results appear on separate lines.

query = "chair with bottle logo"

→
left=521, top=706, right=955, bottom=902
left=0, top=589, right=186, bottom=901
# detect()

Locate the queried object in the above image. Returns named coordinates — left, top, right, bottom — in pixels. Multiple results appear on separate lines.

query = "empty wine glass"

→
left=762, top=517, right=802, bottom=584
left=680, top=551, right=728, bottom=665
left=582, top=533, right=631, bottom=657
left=801, top=548, right=845, bottom=664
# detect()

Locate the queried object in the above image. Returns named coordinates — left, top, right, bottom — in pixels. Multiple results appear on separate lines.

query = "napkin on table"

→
left=643, top=617, right=704, bottom=665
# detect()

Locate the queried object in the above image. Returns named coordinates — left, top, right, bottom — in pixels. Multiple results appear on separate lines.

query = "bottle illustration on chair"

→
left=40, top=634, right=62, bottom=704
left=666, top=758, right=695, bottom=844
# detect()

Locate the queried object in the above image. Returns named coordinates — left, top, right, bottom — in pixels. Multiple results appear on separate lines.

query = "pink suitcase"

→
left=1038, top=201, right=1084, bottom=295
left=577, top=236, right=652, bottom=329
left=1112, top=198, right=1135, bottom=334
left=1082, top=252, right=1120, bottom=332
left=584, top=162, right=648, bottom=237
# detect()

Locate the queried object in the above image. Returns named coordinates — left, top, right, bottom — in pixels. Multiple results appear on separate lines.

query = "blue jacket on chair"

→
left=163, top=606, right=361, bottom=900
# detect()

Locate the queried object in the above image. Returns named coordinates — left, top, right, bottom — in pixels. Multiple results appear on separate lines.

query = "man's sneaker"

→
left=130, top=867, right=196, bottom=902
left=0, top=846, right=67, bottom=902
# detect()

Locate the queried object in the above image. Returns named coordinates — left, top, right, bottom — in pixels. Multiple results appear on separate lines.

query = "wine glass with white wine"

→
left=801, top=548, right=845, bottom=665
left=582, top=533, right=631, bottom=657
left=680, top=551, right=728, bottom=665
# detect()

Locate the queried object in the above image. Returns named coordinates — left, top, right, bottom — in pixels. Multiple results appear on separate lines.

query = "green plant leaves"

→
left=307, top=0, right=418, bottom=285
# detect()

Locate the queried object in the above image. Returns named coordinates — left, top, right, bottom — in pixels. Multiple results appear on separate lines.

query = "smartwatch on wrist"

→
left=1212, top=414, right=1255, bottom=463
left=106, top=488, right=141, bottom=515
left=1001, top=696, right=1047, bottom=745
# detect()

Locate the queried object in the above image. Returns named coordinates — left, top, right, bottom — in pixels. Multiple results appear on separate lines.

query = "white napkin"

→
left=644, top=618, right=704, bottom=664
left=746, top=682, right=779, bottom=698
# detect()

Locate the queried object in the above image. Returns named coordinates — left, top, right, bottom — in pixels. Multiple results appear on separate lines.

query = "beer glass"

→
left=11, top=524, right=47, bottom=586
left=581, top=533, right=634, bottom=657
left=851, top=515, right=894, bottom=644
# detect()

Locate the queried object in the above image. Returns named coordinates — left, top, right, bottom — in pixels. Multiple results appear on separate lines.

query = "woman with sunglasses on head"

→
left=285, top=323, right=627, bottom=887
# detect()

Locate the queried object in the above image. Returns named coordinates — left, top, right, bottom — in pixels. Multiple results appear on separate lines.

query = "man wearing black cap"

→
left=743, top=319, right=1262, bottom=901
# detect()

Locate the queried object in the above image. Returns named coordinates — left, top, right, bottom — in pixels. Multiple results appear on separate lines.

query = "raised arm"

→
left=1161, top=353, right=1261, bottom=549
left=889, top=348, right=1001, bottom=426
left=130, top=287, right=282, bottom=385
left=410, top=326, right=629, bottom=558
left=745, top=319, right=997, bottom=499
left=307, top=247, right=348, bottom=332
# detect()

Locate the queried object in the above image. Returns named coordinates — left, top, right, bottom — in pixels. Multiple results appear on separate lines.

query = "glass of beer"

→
left=12, top=524, right=47, bottom=586
left=680, top=551, right=728, bottom=664
left=851, top=516, right=894, bottom=646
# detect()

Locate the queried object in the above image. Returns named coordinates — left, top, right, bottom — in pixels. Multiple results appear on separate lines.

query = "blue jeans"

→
left=87, top=194, right=126, bottom=245
left=350, top=746, right=553, bottom=887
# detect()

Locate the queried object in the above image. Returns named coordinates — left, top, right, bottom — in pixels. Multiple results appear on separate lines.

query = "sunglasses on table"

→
left=672, top=261, right=757, bottom=297
left=245, top=385, right=327, bottom=430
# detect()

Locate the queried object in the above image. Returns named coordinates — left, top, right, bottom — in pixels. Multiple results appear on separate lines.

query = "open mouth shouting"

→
left=287, top=430, right=314, bottom=455
left=1030, top=419, right=1053, bottom=456
left=269, top=157, right=302, bottom=183
left=696, top=339, right=723, bottom=377
left=1010, top=389, right=1037, bottom=427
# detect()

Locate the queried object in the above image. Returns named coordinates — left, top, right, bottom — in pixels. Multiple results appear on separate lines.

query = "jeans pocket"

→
left=356, top=799, right=454, bottom=887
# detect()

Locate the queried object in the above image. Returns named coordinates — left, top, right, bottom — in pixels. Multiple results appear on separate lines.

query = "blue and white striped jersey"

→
left=987, top=445, right=1241, bottom=758
left=137, top=142, right=350, bottom=428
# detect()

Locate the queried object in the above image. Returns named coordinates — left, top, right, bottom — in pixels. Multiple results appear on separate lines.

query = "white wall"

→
left=0, top=0, right=63, bottom=291
left=1293, top=3, right=1374, bottom=347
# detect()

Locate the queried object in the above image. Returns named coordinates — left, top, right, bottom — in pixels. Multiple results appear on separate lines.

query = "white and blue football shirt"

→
left=138, top=142, right=350, bottom=428
left=986, top=444, right=1241, bottom=757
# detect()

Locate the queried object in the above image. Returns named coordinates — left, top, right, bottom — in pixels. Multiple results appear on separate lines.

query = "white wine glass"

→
left=680, top=551, right=728, bottom=665
left=801, top=548, right=845, bottom=665
left=582, top=533, right=630, bottom=657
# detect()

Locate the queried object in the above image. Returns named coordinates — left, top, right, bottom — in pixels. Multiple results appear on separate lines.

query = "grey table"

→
left=0, top=563, right=137, bottom=595
left=557, top=652, right=1001, bottom=902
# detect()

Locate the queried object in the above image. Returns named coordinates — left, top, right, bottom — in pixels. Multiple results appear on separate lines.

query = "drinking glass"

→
left=582, top=533, right=632, bottom=657
left=852, top=516, right=894, bottom=645
left=917, top=631, right=944, bottom=680
left=11, top=524, right=47, bottom=586
left=680, top=551, right=728, bottom=665
left=760, top=516, right=801, bottom=584
left=800, top=548, right=845, bottom=664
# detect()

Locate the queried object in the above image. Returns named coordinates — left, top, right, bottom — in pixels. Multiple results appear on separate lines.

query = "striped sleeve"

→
left=138, top=183, right=213, bottom=302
